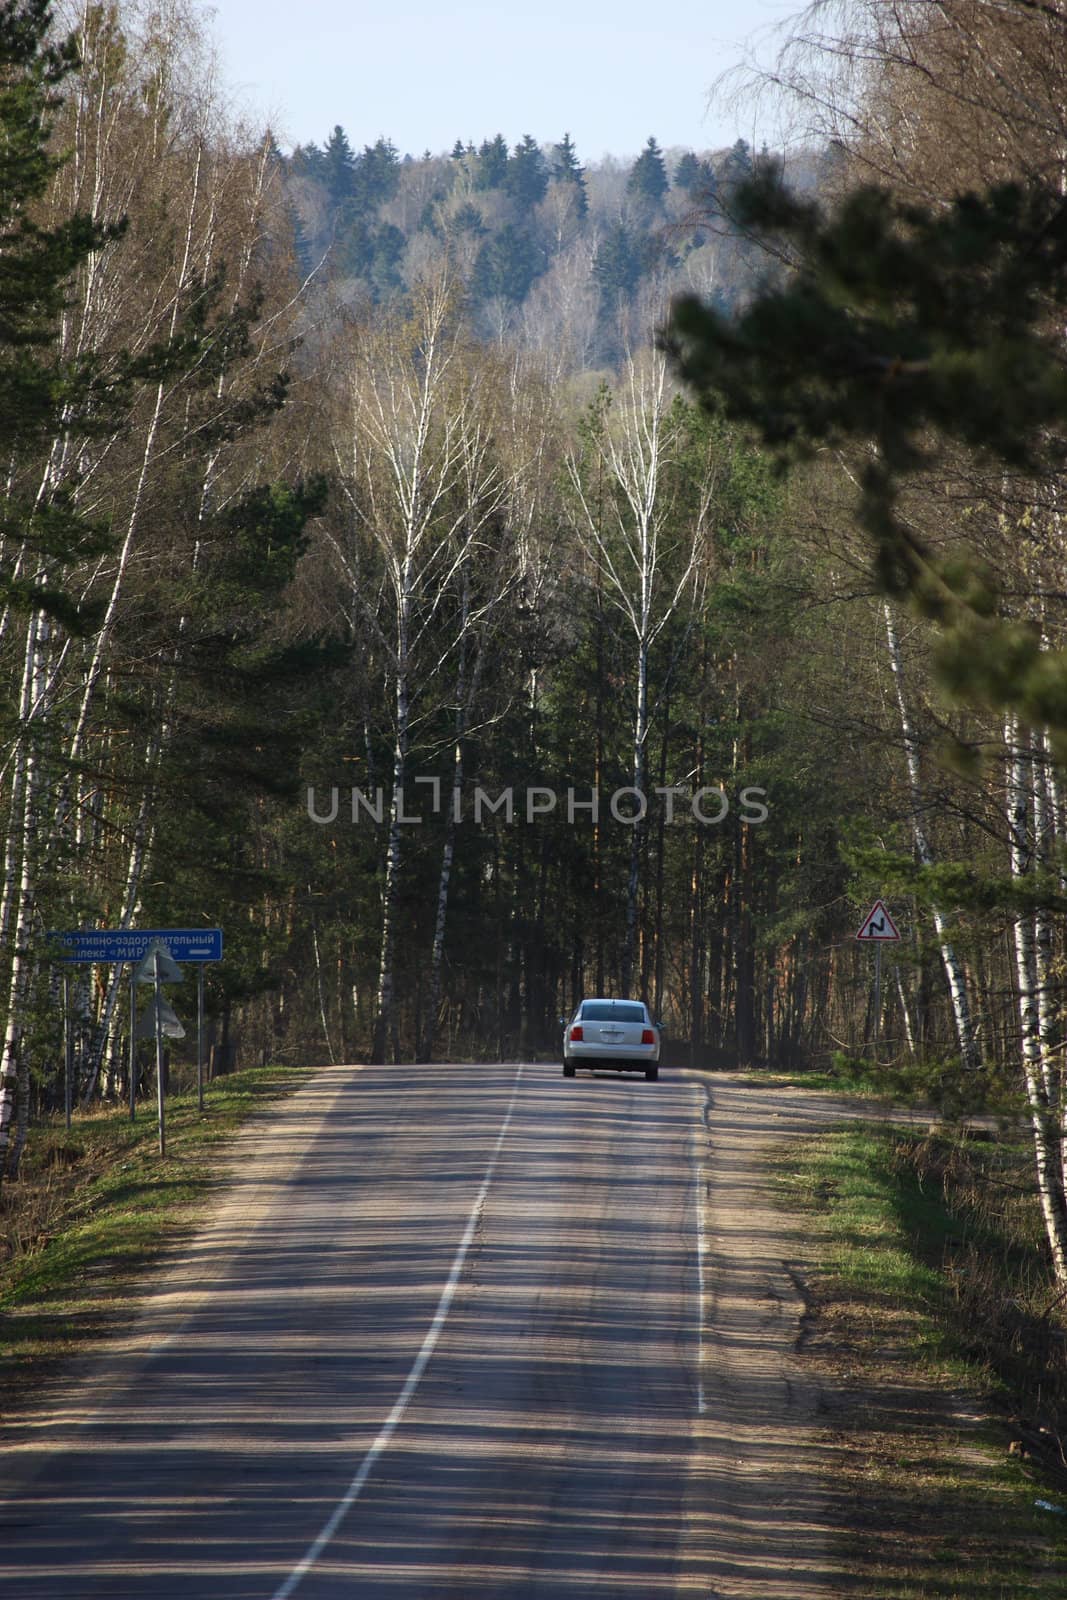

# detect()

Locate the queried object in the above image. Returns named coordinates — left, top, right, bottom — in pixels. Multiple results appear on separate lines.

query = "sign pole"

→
left=197, top=964, right=205, bottom=1113
left=856, top=900, right=901, bottom=1060
left=153, top=953, right=166, bottom=1157
left=62, top=971, right=72, bottom=1131
left=129, top=967, right=137, bottom=1120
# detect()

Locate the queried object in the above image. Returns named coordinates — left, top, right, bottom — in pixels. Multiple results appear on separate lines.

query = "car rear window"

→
left=580, top=1001, right=647, bottom=1022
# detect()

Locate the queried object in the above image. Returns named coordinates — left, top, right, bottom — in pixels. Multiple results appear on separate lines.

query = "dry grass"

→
left=0, top=1064, right=314, bottom=1391
left=779, top=1122, right=1067, bottom=1597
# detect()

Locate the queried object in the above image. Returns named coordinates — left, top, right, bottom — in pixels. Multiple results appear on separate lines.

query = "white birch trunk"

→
left=882, top=602, right=981, bottom=1068
left=420, top=716, right=462, bottom=1065
left=565, top=349, right=702, bottom=997
left=623, top=634, right=650, bottom=994
left=371, top=594, right=411, bottom=1066
left=894, top=965, right=917, bottom=1057
left=1032, top=730, right=1058, bottom=1103
left=0, top=612, right=47, bottom=1182
left=1006, top=712, right=1067, bottom=1282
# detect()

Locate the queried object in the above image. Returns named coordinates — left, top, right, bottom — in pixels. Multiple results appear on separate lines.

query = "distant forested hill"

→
left=277, top=129, right=829, bottom=371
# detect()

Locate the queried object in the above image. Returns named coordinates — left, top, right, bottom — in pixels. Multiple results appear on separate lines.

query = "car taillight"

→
left=569, top=1025, right=583, bottom=1041
left=641, top=1028, right=655, bottom=1044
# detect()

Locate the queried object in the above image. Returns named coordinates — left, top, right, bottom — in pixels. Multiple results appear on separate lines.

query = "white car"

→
left=561, top=998, right=661, bottom=1080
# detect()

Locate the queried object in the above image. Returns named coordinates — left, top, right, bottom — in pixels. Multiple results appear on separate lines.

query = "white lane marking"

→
left=693, top=1117, right=708, bottom=1416
left=270, top=1064, right=524, bottom=1600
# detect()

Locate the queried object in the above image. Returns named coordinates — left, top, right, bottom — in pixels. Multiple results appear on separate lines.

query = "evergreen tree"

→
left=472, top=223, right=543, bottom=303
left=322, top=124, right=357, bottom=205
left=674, top=151, right=714, bottom=199
left=505, top=134, right=549, bottom=209
left=551, top=131, right=588, bottom=218
left=627, top=136, right=669, bottom=210
left=0, top=0, right=125, bottom=626
left=665, top=171, right=1067, bottom=739
left=673, top=151, right=701, bottom=192
left=593, top=220, right=641, bottom=303
left=476, top=134, right=509, bottom=190
left=368, top=222, right=406, bottom=299
left=334, top=216, right=374, bottom=277
left=451, top=200, right=485, bottom=237
left=289, top=141, right=325, bottom=180
left=718, top=138, right=752, bottom=194
left=354, top=137, right=400, bottom=211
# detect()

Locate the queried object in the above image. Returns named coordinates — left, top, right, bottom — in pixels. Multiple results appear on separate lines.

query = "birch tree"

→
left=881, top=602, right=981, bottom=1069
left=0, top=0, right=309, bottom=1159
left=1006, top=711, right=1067, bottom=1281
left=327, top=275, right=504, bottom=1062
left=567, top=348, right=704, bottom=993
left=0, top=0, right=126, bottom=1181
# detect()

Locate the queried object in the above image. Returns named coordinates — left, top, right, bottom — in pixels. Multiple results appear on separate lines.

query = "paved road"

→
left=2, top=1063, right=733, bottom=1598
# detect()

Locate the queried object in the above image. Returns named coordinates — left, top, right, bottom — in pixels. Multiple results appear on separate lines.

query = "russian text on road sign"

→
left=856, top=900, right=900, bottom=941
left=48, top=928, right=223, bottom=963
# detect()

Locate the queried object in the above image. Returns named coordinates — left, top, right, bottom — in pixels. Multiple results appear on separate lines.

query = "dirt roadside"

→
left=685, top=1070, right=1028, bottom=1599
left=683, top=1072, right=866, bottom=1598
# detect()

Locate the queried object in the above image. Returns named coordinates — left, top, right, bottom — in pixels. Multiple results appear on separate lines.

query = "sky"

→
left=204, top=0, right=802, bottom=163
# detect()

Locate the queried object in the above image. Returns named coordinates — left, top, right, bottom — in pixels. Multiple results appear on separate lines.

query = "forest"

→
left=3, top=0, right=1067, bottom=1283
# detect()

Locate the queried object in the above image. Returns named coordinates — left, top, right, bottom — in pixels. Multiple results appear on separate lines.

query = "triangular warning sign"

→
left=856, top=899, right=900, bottom=941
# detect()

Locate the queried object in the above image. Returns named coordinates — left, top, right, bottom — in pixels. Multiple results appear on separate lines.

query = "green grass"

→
left=0, top=1062, right=316, bottom=1381
left=753, top=1060, right=889, bottom=1095
left=779, top=1122, right=1067, bottom=1596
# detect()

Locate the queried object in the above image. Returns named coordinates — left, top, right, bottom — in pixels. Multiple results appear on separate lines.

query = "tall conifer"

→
left=551, top=131, right=588, bottom=218
left=627, top=136, right=669, bottom=209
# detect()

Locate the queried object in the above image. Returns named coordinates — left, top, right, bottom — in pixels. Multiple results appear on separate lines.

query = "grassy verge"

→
left=0, top=1063, right=316, bottom=1391
left=779, top=1121, right=1067, bottom=1596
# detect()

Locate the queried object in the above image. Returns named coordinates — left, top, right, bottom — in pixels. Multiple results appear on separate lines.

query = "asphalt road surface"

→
left=1, top=1064, right=838, bottom=1599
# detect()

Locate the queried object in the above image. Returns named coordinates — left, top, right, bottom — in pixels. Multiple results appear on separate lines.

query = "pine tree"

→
left=476, top=134, right=509, bottom=190
left=505, top=135, right=549, bottom=209
left=551, top=131, right=588, bottom=218
left=0, top=0, right=125, bottom=626
left=368, top=222, right=406, bottom=298
left=354, top=137, right=400, bottom=211
left=322, top=124, right=357, bottom=206
left=627, top=136, right=669, bottom=210
left=665, top=171, right=1067, bottom=737
left=718, top=138, right=752, bottom=195
left=673, top=151, right=701, bottom=192
left=289, top=141, right=325, bottom=180
left=674, top=151, right=714, bottom=200
left=473, top=223, right=543, bottom=303
left=593, top=220, right=640, bottom=303
left=451, top=200, right=485, bottom=237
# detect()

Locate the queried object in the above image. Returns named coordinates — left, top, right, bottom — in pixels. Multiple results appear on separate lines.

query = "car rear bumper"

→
left=563, top=1045, right=660, bottom=1069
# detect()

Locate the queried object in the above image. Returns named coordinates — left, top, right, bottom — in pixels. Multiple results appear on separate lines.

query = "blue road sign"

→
left=48, top=928, right=223, bottom=963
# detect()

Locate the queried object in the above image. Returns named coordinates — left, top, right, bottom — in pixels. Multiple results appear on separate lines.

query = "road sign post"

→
left=129, top=969, right=137, bottom=1121
left=47, top=928, right=222, bottom=1138
left=153, top=953, right=166, bottom=1157
left=62, top=971, right=72, bottom=1131
left=135, top=942, right=185, bottom=1157
left=197, top=965, right=205, bottom=1113
left=856, top=900, right=901, bottom=1056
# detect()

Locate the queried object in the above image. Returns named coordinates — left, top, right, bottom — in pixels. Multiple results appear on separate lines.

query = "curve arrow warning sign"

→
left=856, top=900, right=900, bottom=941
